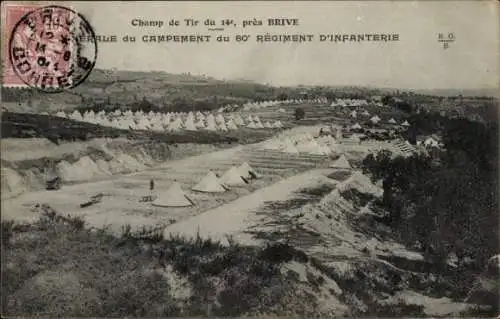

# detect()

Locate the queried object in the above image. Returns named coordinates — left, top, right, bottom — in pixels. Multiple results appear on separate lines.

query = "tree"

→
left=294, top=107, right=305, bottom=121
left=277, top=92, right=288, bottom=101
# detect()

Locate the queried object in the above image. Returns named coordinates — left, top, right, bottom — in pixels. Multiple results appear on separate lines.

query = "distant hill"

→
left=1, top=69, right=282, bottom=113
left=410, top=88, right=499, bottom=98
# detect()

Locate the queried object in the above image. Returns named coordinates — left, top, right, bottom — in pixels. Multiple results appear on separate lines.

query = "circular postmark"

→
left=8, top=5, right=97, bottom=93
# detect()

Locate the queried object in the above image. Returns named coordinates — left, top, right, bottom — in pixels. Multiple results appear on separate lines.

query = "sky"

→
left=2, top=1, right=499, bottom=89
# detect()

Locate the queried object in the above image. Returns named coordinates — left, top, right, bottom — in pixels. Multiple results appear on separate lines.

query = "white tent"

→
left=219, top=166, right=248, bottom=187
left=263, top=121, right=273, bottom=128
left=56, top=111, right=68, bottom=118
left=162, top=114, right=172, bottom=126
left=254, top=121, right=264, bottom=129
left=206, top=114, right=216, bottom=124
left=362, top=110, right=370, bottom=116
left=226, top=119, right=238, bottom=130
left=370, top=116, right=381, bottom=124
left=152, top=182, right=193, bottom=207
left=135, top=117, right=152, bottom=130
left=401, top=120, right=410, bottom=127
left=192, top=171, right=227, bottom=193
left=99, top=117, right=112, bottom=127
left=273, top=120, right=283, bottom=128
left=247, top=121, right=257, bottom=129
left=218, top=121, right=229, bottom=131
left=215, top=114, right=226, bottom=124
left=167, top=118, right=184, bottom=132
left=351, top=123, right=362, bottom=130
left=184, top=117, right=197, bottom=131
left=205, top=120, right=217, bottom=131
left=195, top=119, right=206, bottom=129
left=238, top=162, right=258, bottom=179
left=150, top=122, right=164, bottom=132
left=234, top=115, right=245, bottom=126
left=330, top=154, right=351, bottom=169
left=70, top=110, right=83, bottom=121
left=388, top=118, right=397, bottom=124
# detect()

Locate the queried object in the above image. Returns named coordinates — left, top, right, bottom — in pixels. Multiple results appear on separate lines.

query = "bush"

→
left=294, top=108, right=305, bottom=120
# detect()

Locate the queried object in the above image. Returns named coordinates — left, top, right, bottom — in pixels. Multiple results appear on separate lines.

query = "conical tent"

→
left=152, top=182, right=193, bottom=207
left=401, top=120, right=410, bottom=126
left=71, top=110, right=83, bottom=121
left=184, top=117, right=197, bottom=131
left=218, top=121, right=228, bottom=131
left=56, top=111, right=67, bottom=118
left=254, top=121, right=264, bottom=129
left=167, top=118, right=184, bottom=131
left=226, top=119, right=238, bottom=130
left=263, top=121, right=272, bottom=128
left=370, top=116, right=380, bottom=124
left=238, top=162, right=258, bottom=179
left=206, top=114, right=216, bottom=124
left=234, top=115, right=245, bottom=126
left=192, top=171, right=226, bottom=193
left=388, top=118, right=396, bottom=124
left=205, top=119, right=217, bottom=131
left=195, top=119, right=206, bottom=129
left=219, top=166, right=248, bottom=186
left=215, top=114, right=225, bottom=124
left=247, top=121, right=257, bottom=129
left=351, top=123, right=362, bottom=130
left=330, top=155, right=351, bottom=169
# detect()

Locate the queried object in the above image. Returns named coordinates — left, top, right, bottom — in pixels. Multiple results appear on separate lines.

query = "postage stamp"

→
left=5, top=4, right=97, bottom=92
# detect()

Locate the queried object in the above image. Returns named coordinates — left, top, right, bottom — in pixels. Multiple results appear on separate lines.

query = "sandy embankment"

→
left=1, top=137, right=222, bottom=198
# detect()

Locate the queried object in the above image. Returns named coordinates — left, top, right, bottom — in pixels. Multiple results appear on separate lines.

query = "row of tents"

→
left=55, top=110, right=284, bottom=132
left=151, top=162, right=258, bottom=207
left=152, top=153, right=354, bottom=208
left=349, top=112, right=410, bottom=126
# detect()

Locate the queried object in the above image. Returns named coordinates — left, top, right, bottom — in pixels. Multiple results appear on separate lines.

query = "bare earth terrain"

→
left=1, top=97, right=498, bottom=317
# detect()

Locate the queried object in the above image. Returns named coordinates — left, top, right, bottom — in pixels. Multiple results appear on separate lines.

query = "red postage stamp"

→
left=2, top=3, right=41, bottom=87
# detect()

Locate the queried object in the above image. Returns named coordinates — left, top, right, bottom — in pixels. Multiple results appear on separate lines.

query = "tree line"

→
left=362, top=115, right=498, bottom=271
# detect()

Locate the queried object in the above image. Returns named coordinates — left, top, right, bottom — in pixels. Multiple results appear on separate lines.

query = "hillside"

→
left=1, top=69, right=283, bottom=113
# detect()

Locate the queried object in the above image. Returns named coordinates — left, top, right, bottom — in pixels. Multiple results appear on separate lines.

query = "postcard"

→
left=1, top=1, right=498, bottom=318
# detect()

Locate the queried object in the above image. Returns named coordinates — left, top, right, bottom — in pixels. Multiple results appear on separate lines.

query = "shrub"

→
left=294, top=108, right=305, bottom=120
